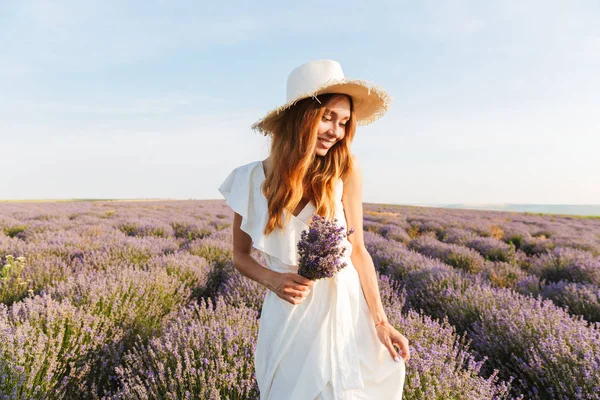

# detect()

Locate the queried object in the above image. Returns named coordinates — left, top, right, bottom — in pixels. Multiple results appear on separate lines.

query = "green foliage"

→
left=1, top=255, right=33, bottom=305
left=505, top=234, right=524, bottom=250
left=171, top=221, right=212, bottom=241
left=3, top=225, right=28, bottom=238
left=190, top=244, right=231, bottom=267
left=486, top=243, right=517, bottom=263
left=446, top=253, right=484, bottom=274
left=118, top=222, right=139, bottom=236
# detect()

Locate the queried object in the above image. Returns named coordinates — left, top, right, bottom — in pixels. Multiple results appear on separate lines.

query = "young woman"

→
left=218, top=59, right=409, bottom=399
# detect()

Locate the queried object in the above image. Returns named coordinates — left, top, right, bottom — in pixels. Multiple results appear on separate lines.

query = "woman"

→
left=218, top=59, right=410, bottom=400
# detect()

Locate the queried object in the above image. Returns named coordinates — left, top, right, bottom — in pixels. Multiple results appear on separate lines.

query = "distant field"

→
left=3, top=198, right=599, bottom=218
left=440, top=203, right=600, bottom=218
left=1, top=199, right=599, bottom=398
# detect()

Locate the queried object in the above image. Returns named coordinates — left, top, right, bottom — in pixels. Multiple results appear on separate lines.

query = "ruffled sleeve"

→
left=217, top=161, right=307, bottom=267
left=217, top=161, right=260, bottom=236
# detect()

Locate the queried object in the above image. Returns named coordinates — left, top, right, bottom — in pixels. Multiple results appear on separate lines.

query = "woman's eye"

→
left=323, top=115, right=345, bottom=127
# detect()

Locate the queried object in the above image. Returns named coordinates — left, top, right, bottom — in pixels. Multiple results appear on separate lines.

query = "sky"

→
left=1, top=0, right=599, bottom=205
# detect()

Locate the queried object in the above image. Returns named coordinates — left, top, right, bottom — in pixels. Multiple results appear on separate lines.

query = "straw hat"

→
left=251, top=59, right=391, bottom=135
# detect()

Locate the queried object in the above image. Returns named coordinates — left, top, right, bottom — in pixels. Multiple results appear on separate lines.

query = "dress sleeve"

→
left=217, top=161, right=305, bottom=267
left=217, top=163, right=260, bottom=244
left=218, top=165, right=251, bottom=223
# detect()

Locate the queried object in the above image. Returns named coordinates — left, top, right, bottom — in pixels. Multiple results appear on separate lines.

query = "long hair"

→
left=260, top=93, right=356, bottom=235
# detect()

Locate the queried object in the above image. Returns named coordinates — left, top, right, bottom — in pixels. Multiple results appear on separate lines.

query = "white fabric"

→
left=286, top=60, right=346, bottom=102
left=218, top=160, right=406, bottom=400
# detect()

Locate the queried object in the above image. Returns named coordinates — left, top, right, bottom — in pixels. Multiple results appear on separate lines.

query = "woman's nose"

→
left=329, top=124, right=344, bottom=138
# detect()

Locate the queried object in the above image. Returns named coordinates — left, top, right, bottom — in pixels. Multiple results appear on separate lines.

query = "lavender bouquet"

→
left=297, top=214, right=355, bottom=280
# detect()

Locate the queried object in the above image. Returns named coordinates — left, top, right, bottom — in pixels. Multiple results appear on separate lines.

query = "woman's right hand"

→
left=270, top=272, right=314, bottom=305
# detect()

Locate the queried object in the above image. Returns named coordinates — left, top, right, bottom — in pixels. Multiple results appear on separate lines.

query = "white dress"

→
left=218, top=160, right=406, bottom=400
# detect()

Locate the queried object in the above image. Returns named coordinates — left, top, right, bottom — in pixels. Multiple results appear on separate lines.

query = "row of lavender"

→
left=363, top=206, right=600, bottom=324
left=1, top=201, right=512, bottom=399
left=362, top=205, right=600, bottom=398
left=0, top=200, right=598, bottom=399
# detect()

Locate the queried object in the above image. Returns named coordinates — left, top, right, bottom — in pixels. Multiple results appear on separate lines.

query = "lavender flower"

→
left=3, top=196, right=600, bottom=398
left=297, top=214, right=355, bottom=280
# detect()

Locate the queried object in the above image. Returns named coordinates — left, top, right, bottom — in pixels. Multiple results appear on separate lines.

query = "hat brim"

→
left=251, top=78, right=391, bottom=135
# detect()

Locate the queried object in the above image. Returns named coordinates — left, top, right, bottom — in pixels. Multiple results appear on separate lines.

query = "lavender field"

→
left=1, top=200, right=599, bottom=400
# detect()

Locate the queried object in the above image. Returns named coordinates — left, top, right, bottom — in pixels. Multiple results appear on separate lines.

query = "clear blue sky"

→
left=1, top=0, right=599, bottom=204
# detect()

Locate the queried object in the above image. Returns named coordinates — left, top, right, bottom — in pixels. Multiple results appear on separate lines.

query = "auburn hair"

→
left=260, top=93, right=356, bottom=235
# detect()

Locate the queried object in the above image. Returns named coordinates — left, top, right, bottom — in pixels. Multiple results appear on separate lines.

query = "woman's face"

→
left=315, top=95, right=351, bottom=156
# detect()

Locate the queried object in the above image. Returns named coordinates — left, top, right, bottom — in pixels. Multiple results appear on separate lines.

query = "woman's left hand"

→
left=375, top=321, right=410, bottom=363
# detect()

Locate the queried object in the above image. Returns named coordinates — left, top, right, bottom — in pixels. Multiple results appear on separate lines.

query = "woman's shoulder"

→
left=342, top=153, right=360, bottom=184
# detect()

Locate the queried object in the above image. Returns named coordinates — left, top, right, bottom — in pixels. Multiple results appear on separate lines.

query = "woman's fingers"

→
left=290, top=283, right=311, bottom=295
left=284, top=287, right=308, bottom=298
left=291, top=273, right=314, bottom=288
left=384, top=339, right=400, bottom=362
left=287, top=293, right=306, bottom=305
left=285, top=282, right=311, bottom=294
left=282, top=284, right=312, bottom=305
left=274, top=273, right=314, bottom=305
left=394, top=338, right=410, bottom=362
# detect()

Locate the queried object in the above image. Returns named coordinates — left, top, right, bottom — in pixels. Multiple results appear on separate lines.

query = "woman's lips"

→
left=319, top=138, right=334, bottom=148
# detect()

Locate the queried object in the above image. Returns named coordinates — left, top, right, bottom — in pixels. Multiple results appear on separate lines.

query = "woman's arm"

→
left=342, top=155, right=410, bottom=363
left=231, top=212, right=280, bottom=290
left=342, top=155, right=387, bottom=325
left=231, top=212, right=314, bottom=304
